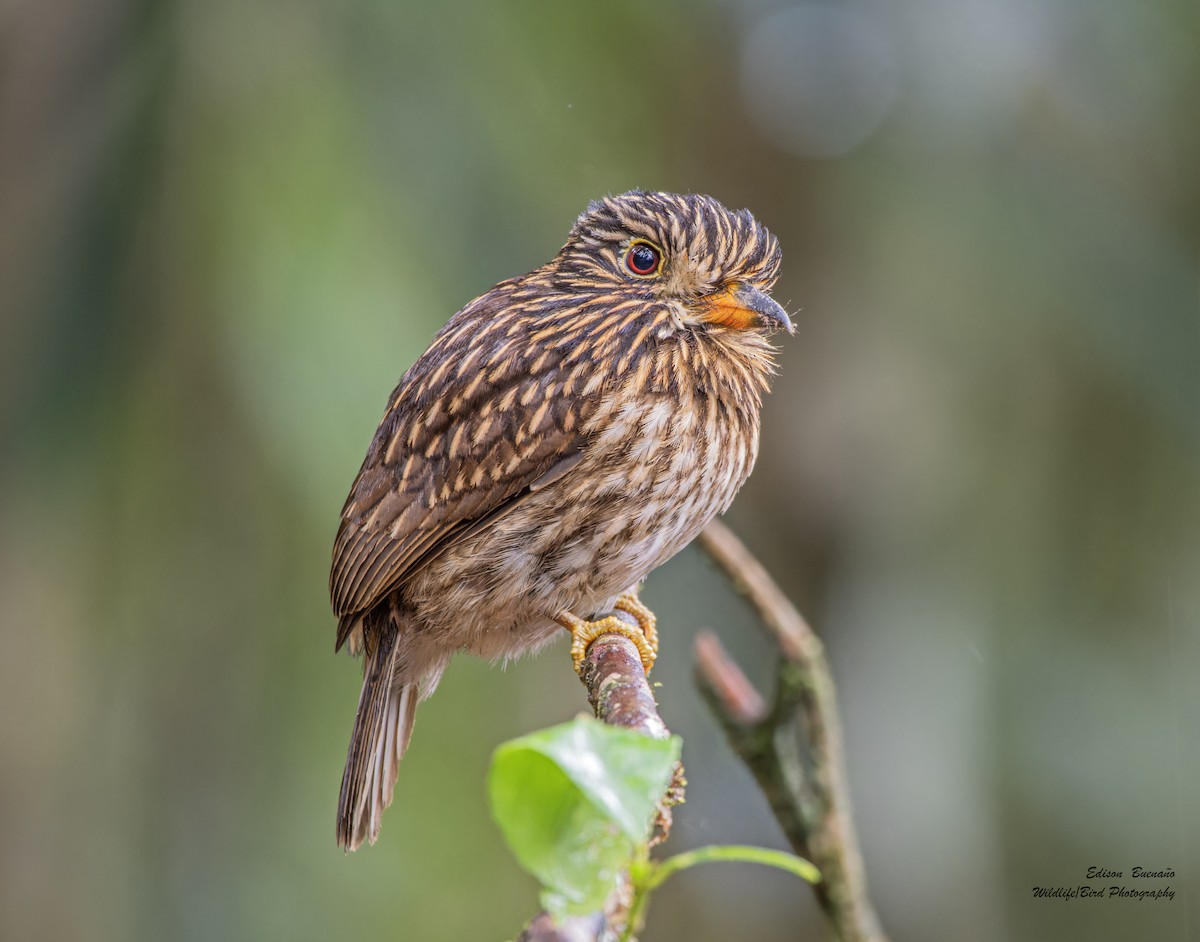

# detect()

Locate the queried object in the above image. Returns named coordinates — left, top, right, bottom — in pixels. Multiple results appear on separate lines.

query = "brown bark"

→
left=694, top=520, right=887, bottom=942
left=517, top=612, right=673, bottom=942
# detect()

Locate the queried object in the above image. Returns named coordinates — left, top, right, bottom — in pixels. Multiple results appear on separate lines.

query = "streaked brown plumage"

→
left=331, top=191, right=790, bottom=850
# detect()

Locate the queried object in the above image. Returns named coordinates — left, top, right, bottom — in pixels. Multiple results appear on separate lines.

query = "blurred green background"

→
left=2, top=1, right=1197, bottom=940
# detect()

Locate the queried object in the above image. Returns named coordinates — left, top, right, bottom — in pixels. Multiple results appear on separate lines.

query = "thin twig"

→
left=580, top=630, right=671, bottom=740
left=694, top=519, right=887, bottom=942
left=517, top=610, right=678, bottom=942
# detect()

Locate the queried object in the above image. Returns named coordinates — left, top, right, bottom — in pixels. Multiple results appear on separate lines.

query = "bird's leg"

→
left=558, top=591, right=659, bottom=676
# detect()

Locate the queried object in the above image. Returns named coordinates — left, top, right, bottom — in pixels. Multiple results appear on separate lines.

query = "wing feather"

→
left=329, top=288, right=600, bottom=630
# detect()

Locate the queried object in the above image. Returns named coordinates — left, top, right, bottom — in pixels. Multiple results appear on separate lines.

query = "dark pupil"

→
left=629, top=245, right=657, bottom=274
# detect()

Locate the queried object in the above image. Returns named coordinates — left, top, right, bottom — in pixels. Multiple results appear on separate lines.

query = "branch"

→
left=694, top=519, right=887, bottom=942
left=579, top=631, right=671, bottom=740
left=517, top=612, right=679, bottom=942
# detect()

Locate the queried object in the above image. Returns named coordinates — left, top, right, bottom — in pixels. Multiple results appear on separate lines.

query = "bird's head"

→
left=553, top=190, right=792, bottom=336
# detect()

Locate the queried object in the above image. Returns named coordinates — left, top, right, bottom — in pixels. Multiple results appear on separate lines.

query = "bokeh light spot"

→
left=739, top=4, right=899, bottom=158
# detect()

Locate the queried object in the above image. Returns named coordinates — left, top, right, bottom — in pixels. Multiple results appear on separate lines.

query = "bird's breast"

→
left=575, top=368, right=761, bottom=578
left=394, top=347, right=765, bottom=667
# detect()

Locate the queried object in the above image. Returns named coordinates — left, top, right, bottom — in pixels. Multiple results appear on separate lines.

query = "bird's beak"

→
left=699, top=283, right=794, bottom=334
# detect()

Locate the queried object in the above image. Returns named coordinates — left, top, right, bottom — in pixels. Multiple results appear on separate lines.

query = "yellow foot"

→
left=558, top=592, right=659, bottom=676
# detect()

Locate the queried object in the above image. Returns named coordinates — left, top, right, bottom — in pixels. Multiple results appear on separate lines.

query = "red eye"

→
left=625, top=242, right=662, bottom=277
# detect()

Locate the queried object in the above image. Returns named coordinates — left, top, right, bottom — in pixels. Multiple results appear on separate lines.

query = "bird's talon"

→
left=559, top=597, right=659, bottom=676
left=613, top=592, right=659, bottom=658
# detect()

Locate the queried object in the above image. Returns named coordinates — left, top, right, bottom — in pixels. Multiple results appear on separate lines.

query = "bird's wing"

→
left=330, top=291, right=607, bottom=646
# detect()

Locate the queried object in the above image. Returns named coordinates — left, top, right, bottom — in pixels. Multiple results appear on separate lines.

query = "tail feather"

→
left=337, top=627, right=417, bottom=851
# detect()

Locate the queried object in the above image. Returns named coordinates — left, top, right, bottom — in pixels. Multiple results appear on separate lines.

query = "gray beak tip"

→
left=735, top=283, right=794, bottom=335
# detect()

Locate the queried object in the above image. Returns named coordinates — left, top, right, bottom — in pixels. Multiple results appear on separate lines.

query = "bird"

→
left=330, top=190, right=791, bottom=850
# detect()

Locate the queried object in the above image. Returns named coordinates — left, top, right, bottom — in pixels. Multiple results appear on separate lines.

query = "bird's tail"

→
left=336, top=624, right=417, bottom=851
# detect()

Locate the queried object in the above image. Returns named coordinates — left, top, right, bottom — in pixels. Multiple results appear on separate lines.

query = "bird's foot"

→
left=559, top=592, right=659, bottom=676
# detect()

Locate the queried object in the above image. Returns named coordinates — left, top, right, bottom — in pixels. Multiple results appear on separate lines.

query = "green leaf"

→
left=488, top=716, right=681, bottom=916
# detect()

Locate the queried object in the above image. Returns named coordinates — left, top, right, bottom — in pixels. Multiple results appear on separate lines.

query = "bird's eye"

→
left=624, top=241, right=662, bottom=278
